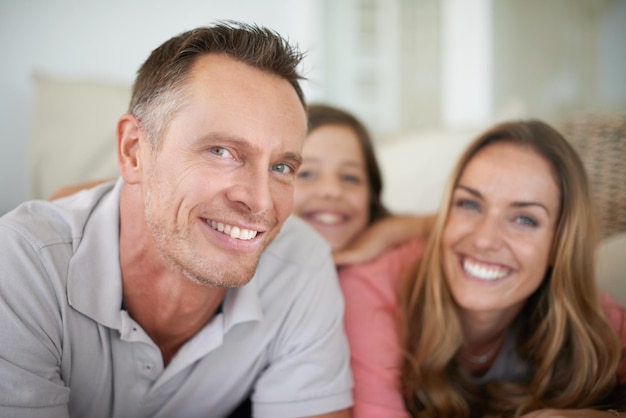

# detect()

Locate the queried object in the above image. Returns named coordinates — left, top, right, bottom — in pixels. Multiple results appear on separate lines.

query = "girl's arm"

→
left=333, top=214, right=436, bottom=266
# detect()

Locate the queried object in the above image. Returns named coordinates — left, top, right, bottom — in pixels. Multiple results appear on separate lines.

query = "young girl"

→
left=294, top=104, right=428, bottom=417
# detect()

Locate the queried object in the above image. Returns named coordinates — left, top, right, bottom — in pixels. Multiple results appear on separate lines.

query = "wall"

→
left=492, top=0, right=626, bottom=124
left=1, top=0, right=625, bottom=214
left=0, top=0, right=322, bottom=214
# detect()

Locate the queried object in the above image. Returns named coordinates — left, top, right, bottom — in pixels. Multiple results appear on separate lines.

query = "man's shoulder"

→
left=252, top=216, right=338, bottom=295
left=1, top=182, right=115, bottom=247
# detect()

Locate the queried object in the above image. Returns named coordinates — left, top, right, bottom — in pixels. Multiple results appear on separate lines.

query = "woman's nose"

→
left=471, top=216, right=504, bottom=251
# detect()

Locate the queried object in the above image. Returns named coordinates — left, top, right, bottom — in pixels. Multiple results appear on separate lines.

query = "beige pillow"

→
left=30, top=73, right=131, bottom=199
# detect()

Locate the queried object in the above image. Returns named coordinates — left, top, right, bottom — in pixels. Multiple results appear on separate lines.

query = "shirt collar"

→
left=67, top=178, right=264, bottom=331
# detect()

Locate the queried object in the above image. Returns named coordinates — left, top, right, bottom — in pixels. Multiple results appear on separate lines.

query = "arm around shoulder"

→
left=333, top=213, right=436, bottom=266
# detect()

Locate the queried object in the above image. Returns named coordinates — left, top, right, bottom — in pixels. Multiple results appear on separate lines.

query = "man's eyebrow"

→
left=283, top=152, right=303, bottom=167
left=194, top=133, right=250, bottom=148
left=455, top=184, right=551, bottom=215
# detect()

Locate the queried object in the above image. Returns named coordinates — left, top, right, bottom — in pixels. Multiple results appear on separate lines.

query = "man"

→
left=0, top=22, right=352, bottom=418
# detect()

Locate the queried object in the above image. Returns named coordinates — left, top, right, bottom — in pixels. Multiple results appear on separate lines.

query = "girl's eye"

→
left=209, top=147, right=232, bottom=158
left=272, top=163, right=293, bottom=174
left=296, top=169, right=313, bottom=179
left=515, top=215, right=539, bottom=227
left=341, top=174, right=362, bottom=184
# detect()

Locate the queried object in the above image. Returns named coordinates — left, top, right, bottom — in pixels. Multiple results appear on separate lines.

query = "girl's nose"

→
left=317, top=174, right=343, bottom=198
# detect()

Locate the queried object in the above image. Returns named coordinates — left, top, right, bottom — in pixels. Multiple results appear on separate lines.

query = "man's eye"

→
left=272, top=163, right=293, bottom=174
left=209, top=147, right=232, bottom=158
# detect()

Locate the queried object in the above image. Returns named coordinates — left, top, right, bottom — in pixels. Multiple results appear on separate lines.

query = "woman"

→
left=400, top=120, right=626, bottom=417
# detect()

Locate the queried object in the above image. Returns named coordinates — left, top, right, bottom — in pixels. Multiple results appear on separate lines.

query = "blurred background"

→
left=1, top=0, right=625, bottom=215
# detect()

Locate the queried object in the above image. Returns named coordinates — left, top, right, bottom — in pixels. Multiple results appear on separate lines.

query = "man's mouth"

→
left=209, top=220, right=259, bottom=241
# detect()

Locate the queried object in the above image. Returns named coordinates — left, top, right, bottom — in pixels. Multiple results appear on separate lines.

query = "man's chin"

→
left=181, top=261, right=258, bottom=289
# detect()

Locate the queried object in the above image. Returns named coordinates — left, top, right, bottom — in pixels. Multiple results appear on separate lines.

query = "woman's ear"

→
left=117, top=114, right=144, bottom=184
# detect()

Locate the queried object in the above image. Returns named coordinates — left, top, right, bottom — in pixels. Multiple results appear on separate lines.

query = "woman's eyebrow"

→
left=456, top=184, right=551, bottom=214
left=456, top=184, right=482, bottom=198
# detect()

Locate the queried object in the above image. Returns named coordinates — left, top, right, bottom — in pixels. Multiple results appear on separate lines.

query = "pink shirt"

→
left=340, top=239, right=626, bottom=417
left=339, top=239, right=425, bottom=418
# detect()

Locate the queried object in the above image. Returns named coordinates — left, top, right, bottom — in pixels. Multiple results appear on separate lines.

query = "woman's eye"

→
left=515, top=215, right=539, bottom=227
left=209, top=147, right=232, bottom=158
left=272, top=163, right=293, bottom=174
left=455, top=198, right=479, bottom=211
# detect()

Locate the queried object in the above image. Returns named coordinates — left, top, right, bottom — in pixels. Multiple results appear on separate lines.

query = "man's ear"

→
left=117, top=114, right=145, bottom=184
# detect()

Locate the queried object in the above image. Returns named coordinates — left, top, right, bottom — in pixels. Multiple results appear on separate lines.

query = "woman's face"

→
left=442, top=141, right=561, bottom=318
left=293, top=124, right=370, bottom=251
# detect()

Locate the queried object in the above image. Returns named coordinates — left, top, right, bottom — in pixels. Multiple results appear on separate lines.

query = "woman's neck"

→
left=458, top=303, right=522, bottom=347
left=456, top=306, right=520, bottom=375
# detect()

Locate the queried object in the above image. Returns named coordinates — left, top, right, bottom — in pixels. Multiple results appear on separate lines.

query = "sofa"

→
left=29, top=73, right=626, bottom=305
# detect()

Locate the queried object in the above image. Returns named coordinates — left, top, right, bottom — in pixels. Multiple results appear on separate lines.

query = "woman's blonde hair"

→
left=400, top=120, right=622, bottom=417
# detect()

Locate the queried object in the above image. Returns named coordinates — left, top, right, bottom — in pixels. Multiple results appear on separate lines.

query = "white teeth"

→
left=313, top=212, right=343, bottom=225
left=463, top=258, right=508, bottom=281
left=208, top=221, right=258, bottom=241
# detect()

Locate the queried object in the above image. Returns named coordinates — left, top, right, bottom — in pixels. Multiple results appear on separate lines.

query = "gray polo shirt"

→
left=0, top=179, right=352, bottom=418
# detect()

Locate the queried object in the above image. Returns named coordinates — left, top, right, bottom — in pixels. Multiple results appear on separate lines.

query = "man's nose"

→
left=226, top=167, right=273, bottom=214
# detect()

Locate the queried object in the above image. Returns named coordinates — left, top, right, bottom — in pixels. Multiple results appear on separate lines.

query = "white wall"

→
left=0, top=0, right=323, bottom=214
left=2, top=0, right=624, bottom=214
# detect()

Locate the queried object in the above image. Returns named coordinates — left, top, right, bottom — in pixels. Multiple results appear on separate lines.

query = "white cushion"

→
left=376, top=128, right=478, bottom=214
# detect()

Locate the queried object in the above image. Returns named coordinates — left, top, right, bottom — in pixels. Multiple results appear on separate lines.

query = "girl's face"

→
left=442, top=141, right=561, bottom=319
left=293, top=124, right=370, bottom=251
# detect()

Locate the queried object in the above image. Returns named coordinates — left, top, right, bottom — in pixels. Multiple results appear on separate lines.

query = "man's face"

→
left=139, top=54, right=307, bottom=288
